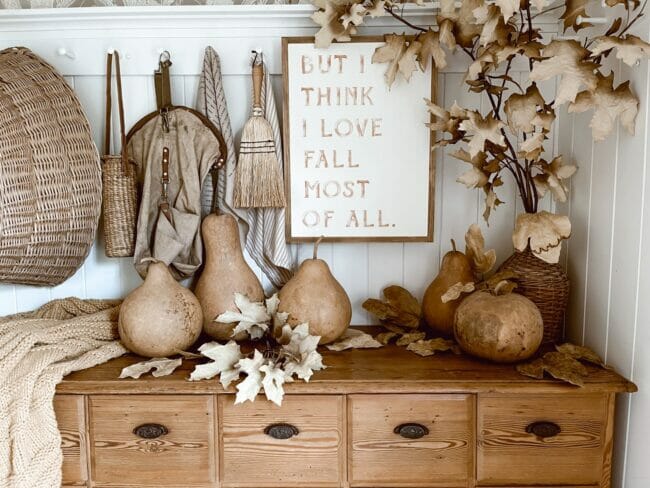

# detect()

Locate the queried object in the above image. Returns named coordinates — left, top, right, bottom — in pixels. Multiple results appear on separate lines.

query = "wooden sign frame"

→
left=282, top=36, right=437, bottom=243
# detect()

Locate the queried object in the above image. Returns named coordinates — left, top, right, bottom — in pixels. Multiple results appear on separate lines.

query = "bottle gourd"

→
left=194, top=213, right=264, bottom=341
left=278, top=237, right=351, bottom=344
left=118, top=261, right=202, bottom=357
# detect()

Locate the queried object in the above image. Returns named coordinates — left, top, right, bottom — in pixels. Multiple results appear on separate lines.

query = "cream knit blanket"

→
left=0, top=298, right=127, bottom=488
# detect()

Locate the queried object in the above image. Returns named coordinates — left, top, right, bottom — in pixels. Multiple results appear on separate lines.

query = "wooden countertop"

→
left=57, top=334, right=637, bottom=395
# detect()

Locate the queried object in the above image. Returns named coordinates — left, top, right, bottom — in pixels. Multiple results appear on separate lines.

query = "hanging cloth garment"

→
left=197, top=47, right=293, bottom=288
left=127, top=108, right=223, bottom=280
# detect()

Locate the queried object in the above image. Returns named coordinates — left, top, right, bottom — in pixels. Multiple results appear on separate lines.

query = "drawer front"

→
left=477, top=394, right=608, bottom=486
left=54, top=395, right=87, bottom=486
left=349, top=394, right=473, bottom=487
left=88, top=395, right=215, bottom=487
left=220, top=395, right=344, bottom=487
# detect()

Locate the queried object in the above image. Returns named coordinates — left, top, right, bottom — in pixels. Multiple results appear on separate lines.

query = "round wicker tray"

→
left=0, top=47, right=101, bottom=286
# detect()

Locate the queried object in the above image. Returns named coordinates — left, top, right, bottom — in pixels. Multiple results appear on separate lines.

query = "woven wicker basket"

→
left=0, top=47, right=101, bottom=286
left=498, top=249, right=570, bottom=344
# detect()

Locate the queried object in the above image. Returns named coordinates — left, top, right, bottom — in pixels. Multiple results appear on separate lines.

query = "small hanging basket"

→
left=498, top=249, right=570, bottom=344
left=0, top=47, right=101, bottom=286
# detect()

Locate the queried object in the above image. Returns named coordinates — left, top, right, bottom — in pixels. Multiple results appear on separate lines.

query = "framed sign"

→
left=282, top=36, right=436, bottom=242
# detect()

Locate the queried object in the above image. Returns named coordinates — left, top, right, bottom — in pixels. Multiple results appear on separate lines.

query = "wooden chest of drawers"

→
left=55, top=342, right=635, bottom=488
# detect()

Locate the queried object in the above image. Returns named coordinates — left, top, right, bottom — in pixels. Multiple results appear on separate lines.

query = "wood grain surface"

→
left=348, top=394, right=473, bottom=487
left=56, top=338, right=637, bottom=396
left=477, top=393, right=608, bottom=486
left=88, top=395, right=215, bottom=487
left=53, top=395, right=87, bottom=486
left=219, top=395, right=345, bottom=487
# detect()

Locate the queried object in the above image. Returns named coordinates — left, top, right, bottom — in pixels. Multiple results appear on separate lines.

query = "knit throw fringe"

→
left=233, top=112, right=286, bottom=209
left=0, top=298, right=126, bottom=488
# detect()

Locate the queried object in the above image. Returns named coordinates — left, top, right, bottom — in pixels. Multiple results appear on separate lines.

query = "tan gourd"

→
left=422, top=240, right=475, bottom=336
left=194, top=213, right=264, bottom=341
left=118, top=261, right=202, bottom=357
left=278, top=238, right=351, bottom=344
left=454, top=290, right=543, bottom=363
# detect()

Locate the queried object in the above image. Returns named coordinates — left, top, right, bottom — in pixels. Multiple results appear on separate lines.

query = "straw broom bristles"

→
left=233, top=62, right=286, bottom=208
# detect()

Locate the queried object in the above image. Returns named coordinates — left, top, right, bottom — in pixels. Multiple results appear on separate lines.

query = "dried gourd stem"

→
left=451, top=239, right=457, bottom=252
left=313, top=236, right=324, bottom=259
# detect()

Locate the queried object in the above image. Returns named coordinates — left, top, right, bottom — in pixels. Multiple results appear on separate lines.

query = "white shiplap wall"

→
left=0, top=6, right=559, bottom=324
left=556, top=5, right=650, bottom=488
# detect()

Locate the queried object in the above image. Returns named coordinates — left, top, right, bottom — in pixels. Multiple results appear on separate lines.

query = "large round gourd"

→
left=278, top=239, right=351, bottom=344
left=119, top=261, right=202, bottom=357
left=454, top=291, right=543, bottom=363
left=194, top=213, right=264, bottom=341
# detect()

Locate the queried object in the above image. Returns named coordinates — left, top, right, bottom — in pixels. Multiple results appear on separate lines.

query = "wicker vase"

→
left=497, top=249, right=569, bottom=344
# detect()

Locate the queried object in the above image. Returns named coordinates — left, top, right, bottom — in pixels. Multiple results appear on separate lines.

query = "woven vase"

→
left=498, top=249, right=569, bottom=344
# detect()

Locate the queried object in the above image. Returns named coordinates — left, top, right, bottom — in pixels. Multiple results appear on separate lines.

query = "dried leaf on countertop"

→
left=517, top=351, right=589, bottom=387
left=189, top=340, right=243, bottom=387
left=326, top=329, right=383, bottom=351
left=120, top=357, right=183, bottom=379
left=407, top=338, right=461, bottom=357
left=396, top=332, right=427, bottom=346
left=555, top=343, right=610, bottom=368
left=376, top=331, right=398, bottom=345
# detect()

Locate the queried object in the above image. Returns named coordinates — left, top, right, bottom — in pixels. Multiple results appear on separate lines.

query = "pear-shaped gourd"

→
left=119, top=261, right=202, bottom=357
left=194, top=213, right=264, bottom=341
left=278, top=238, right=351, bottom=344
left=422, top=240, right=474, bottom=337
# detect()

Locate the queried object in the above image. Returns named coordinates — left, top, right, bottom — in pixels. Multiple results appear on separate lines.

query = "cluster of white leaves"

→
left=190, top=321, right=325, bottom=406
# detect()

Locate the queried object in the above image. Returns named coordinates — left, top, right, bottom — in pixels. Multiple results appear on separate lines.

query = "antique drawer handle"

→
left=264, top=423, right=299, bottom=440
left=133, top=423, right=169, bottom=439
left=394, top=423, right=429, bottom=439
left=526, top=421, right=561, bottom=438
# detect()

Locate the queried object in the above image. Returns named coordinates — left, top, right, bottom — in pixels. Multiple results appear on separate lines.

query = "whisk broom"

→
left=233, top=56, right=286, bottom=208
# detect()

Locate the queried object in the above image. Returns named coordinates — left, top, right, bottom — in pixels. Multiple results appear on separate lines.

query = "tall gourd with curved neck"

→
left=194, top=213, right=264, bottom=341
left=278, top=238, right=351, bottom=344
left=118, top=261, right=202, bottom=357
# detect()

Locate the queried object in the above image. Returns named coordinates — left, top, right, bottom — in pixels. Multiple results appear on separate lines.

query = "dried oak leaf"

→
left=568, top=72, right=639, bottom=142
left=555, top=343, right=610, bottom=369
left=512, top=211, right=571, bottom=264
left=407, top=338, right=461, bottom=357
left=473, top=3, right=512, bottom=47
left=120, top=357, right=183, bottom=379
left=396, top=332, right=427, bottom=346
left=281, top=323, right=326, bottom=382
left=376, top=331, right=398, bottom=345
left=454, top=150, right=490, bottom=189
left=530, top=40, right=598, bottom=105
left=260, top=362, right=287, bottom=406
left=482, top=184, right=504, bottom=222
left=427, top=101, right=467, bottom=147
left=436, top=0, right=457, bottom=50
left=533, top=156, right=577, bottom=203
left=459, top=111, right=506, bottom=158
left=591, top=35, right=650, bottom=67
left=326, top=329, right=383, bottom=351
left=312, top=0, right=354, bottom=48
left=517, top=351, right=588, bottom=386
left=398, top=40, right=422, bottom=82
left=372, top=34, right=407, bottom=87
left=504, top=83, right=545, bottom=133
left=456, top=0, right=484, bottom=48
left=384, top=285, right=421, bottom=318
left=235, top=349, right=266, bottom=404
left=560, top=0, right=591, bottom=31
left=441, top=281, right=476, bottom=304
left=465, top=223, right=497, bottom=274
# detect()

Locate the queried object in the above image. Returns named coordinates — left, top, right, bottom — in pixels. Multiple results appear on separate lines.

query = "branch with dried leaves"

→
left=312, top=0, right=648, bottom=262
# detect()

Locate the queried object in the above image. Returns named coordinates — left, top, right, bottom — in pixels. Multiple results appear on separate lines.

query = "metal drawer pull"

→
left=133, top=423, right=169, bottom=439
left=526, top=421, right=561, bottom=438
left=265, top=423, right=299, bottom=440
left=394, top=423, right=429, bottom=439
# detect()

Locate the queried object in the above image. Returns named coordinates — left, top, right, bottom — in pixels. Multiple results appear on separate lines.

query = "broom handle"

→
left=252, top=63, right=263, bottom=110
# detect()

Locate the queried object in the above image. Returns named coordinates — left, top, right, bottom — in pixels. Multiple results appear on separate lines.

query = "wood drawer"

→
left=477, top=393, right=610, bottom=486
left=219, top=394, right=345, bottom=487
left=54, top=395, right=87, bottom=486
left=88, top=395, right=215, bottom=487
left=349, top=394, right=473, bottom=487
